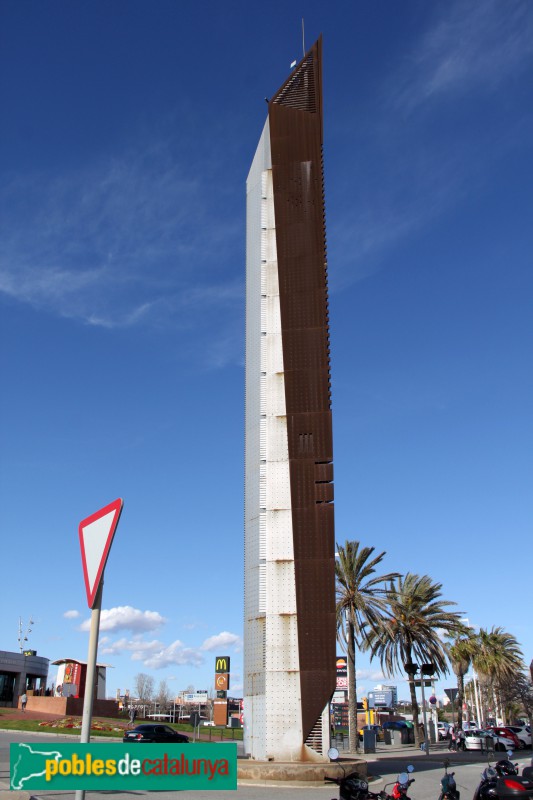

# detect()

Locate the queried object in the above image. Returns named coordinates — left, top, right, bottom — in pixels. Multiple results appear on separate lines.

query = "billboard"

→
left=368, top=690, right=393, bottom=708
left=336, top=656, right=348, bottom=690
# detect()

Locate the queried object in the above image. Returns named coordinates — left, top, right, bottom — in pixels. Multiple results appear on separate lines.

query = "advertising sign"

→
left=215, top=656, right=230, bottom=674
left=215, top=674, right=229, bottom=691
left=184, top=693, right=208, bottom=703
left=336, top=656, right=348, bottom=690
left=10, top=743, right=237, bottom=791
left=213, top=700, right=228, bottom=727
left=368, top=690, right=393, bottom=708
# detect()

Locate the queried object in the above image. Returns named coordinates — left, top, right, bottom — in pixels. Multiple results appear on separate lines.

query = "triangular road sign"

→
left=79, top=498, right=123, bottom=608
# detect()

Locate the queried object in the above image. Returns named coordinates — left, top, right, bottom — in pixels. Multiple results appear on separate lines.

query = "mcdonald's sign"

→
left=215, top=673, right=229, bottom=691
left=215, top=656, right=230, bottom=674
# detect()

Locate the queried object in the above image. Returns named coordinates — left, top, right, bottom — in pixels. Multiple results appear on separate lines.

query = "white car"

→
left=463, top=729, right=516, bottom=752
left=506, top=726, right=531, bottom=749
left=438, top=722, right=450, bottom=740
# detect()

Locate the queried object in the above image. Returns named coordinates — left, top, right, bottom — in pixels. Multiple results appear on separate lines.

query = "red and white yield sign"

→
left=79, top=498, right=123, bottom=608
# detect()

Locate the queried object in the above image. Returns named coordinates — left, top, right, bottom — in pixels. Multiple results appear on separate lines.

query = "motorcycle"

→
left=391, top=766, right=415, bottom=800
left=473, top=751, right=533, bottom=800
left=326, top=769, right=370, bottom=800
left=439, top=760, right=460, bottom=800
left=325, top=751, right=414, bottom=800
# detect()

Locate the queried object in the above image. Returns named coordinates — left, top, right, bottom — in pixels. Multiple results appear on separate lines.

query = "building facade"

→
left=244, top=37, right=336, bottom=761
left=0, top=650, right=49, bottom=707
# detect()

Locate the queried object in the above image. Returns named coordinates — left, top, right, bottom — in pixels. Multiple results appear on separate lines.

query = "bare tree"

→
left=156, top=679, right=171, bottom=710
left=134, top=672, right=154, bottom=703
left=496, top=672, right=533, bottom=732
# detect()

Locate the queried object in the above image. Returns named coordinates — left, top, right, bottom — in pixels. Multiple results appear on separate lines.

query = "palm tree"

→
left=335, top=541, right=400, bottom=752
left=367, top=573, right=464, bottom=747
left=471, top=627, right=524, bottom=724
left=446, top=632, right=477, bottom=728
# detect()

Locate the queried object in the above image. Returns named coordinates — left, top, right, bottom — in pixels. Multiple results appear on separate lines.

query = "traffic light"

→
left=362, top=697, right=368, bottom=710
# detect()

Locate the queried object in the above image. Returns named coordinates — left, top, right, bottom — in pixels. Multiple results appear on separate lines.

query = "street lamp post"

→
left=405, top=662, right=436, bottom=756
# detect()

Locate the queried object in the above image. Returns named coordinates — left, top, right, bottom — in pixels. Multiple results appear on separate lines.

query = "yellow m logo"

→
left=215, top=656, right=229, bottom=673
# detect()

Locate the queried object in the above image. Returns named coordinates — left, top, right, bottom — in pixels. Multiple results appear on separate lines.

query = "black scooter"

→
left=439, top=760, right=460, bottom=800
left=325, top=748, right=414, bottom=800
left=473, top=752, right=533, bottom=800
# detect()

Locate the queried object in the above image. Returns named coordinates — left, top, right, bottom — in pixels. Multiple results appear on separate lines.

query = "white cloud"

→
left=96, top=626, right=242, bottom=671
left=99, top=636, right=165, bottom=657
left=63, top=610, right=80, bottom=619
left=356, top=669, right=385, bottom=682
left=143, top=640, right=205, bottom=670
left=201, top=631, right=242, bottom=652
left=98, top=633, right=205, bottom=670
left=80, top=606, right=166, bottom=633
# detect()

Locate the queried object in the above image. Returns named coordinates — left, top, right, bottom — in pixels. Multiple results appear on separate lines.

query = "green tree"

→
left=471, top=627, right=524, bottom=724
left=368, top=573, right=464, bottom=747
left=446, top=632, right=477, bottom=728
left=335, top=541, right=399, bottom=752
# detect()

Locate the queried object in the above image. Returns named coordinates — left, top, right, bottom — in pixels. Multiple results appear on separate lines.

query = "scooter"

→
left=325, top=749, right=414, bottom=800
left=325, top=747, right=373, bottom=800
left=325, top=767, right=371, bottom=800
left=391, top=766, right=415, bottom=800
left=439, top=760, right=460, bottom=800
left=473, top=751, right=533, bottom=800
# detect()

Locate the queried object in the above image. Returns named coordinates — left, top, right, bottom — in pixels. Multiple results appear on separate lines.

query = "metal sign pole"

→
left=74, top=580, right=103, bottom=800
left=420, top=678, right=429, bottom=755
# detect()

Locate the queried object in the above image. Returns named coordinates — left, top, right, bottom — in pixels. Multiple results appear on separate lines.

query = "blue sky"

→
left=1, top=0, right=532, bottom=704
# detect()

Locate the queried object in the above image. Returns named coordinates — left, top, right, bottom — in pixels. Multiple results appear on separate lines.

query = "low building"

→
left=0, top=649, right=49, bottom=707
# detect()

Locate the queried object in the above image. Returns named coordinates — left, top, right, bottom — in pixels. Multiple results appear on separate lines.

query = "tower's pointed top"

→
left=271, top=36, right=322, bottom=115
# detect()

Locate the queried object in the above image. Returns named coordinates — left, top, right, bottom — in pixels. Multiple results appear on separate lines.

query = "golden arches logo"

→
left=215, top=657, right=229, bottom=673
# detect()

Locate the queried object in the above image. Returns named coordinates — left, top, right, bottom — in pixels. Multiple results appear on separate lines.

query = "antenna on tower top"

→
left=302, top=18, right=306, bottom=57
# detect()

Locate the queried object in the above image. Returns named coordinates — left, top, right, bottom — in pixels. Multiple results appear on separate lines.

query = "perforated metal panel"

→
left=268, top=36, right=336, bottom=747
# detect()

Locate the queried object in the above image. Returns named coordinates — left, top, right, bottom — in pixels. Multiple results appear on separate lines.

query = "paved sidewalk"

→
left=336, top=739, right=503, bottom=765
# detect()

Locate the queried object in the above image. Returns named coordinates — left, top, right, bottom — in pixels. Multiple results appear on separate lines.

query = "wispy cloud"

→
left=63, top=609, right=80, bottom=619
left=393, top=0, right=533, bottom=113
left=0, top=139, right=242, bottom=339
left=330, top=0, right=533, bottom=290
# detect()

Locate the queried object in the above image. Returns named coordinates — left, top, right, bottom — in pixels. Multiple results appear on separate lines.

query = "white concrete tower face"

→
left=244, top=119, right=303, bottom=761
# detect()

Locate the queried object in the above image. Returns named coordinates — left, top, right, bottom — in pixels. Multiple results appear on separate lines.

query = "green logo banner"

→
left=11, top=742, right=237, bottom=790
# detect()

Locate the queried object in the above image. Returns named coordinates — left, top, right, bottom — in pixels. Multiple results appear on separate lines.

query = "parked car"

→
left=382, top=720, right=408, bottom=730
left=438, top=722, right=450, bottom=740
left=505, top=726, right=532, bottom=749
left=487, top=727, right=521, bottom=749
left=463, top=730, right=486, bottom=750
left=123, top=724, right=190, bottom=743
left=462, top=729, right=516, bottom=752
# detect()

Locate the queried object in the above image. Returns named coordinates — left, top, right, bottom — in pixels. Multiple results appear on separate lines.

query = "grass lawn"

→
left=0, top=713, right=243, bottom=740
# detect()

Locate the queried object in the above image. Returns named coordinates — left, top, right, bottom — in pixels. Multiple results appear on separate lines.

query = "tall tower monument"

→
left=244, top=37, right=336, bottom=762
